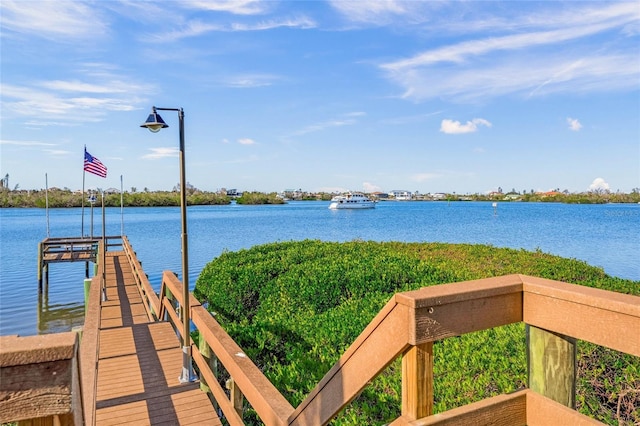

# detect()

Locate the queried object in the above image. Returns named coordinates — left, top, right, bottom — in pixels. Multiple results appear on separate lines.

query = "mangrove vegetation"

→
left=194, top=240, right=639, bottom=425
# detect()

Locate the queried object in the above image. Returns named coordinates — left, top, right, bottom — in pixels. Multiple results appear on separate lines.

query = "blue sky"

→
left=1, top=1, right=639, bottom=195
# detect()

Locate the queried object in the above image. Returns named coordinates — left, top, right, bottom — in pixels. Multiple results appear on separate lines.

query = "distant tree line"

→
left=0, top=188, right=230, bottom=208
left=1, top=187, right=639, bottom=208
left=235, top=192, right=286, bottom=205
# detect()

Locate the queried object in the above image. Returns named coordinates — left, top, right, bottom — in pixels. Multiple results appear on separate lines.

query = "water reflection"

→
left=37, top=289, right=85, bottom=334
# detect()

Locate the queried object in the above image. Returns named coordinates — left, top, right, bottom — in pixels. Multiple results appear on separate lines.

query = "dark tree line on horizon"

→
left=1, top=187, right=639, bottom=208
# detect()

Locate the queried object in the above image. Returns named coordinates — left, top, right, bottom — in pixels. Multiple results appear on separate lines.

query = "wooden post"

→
left=83, top=278, right=92, bottom=313
left=198, top=331, right=219, bottom=399
left=401, top=342, right=434, bottom=420
left=37, top=242, right=43, bottom=290
left=164, top=286, right=173, bottom=322
left=43, top=263, right=49, bottom=294
left=527, top=325, right=576, bottom=408
left=226, top=378, right=244, bottom=420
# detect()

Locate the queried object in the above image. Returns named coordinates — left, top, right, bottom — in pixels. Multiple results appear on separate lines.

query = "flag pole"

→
left=120, top=175, right=124, bottom=236
left=45, top=173, right=50, bottom=238
left=82, top=146, right=86, bottom=237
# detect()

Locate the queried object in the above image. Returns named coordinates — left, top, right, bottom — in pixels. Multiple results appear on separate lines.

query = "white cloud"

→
left=567, top=117, right=582, bottom=131
left=440, top=118, right=492, bottom=134
left=378, top=3, right=640, bottom=102
left=44, top=149, right=72, bottom=156
left=291, top=114, right=360, bottom=137
left=183, top=0, right=271, bottom=15
left=0, top=0, right=108, bottom=39
left=410, top=173, right=440, bottom=182
left=231, top=17, right=316, bottom=31
left=0, top=139, right=56, bottom=146
left=0, top=67, right=153, bottom=124
left=589, top=178, right=610, bottom=191
left=147, top=16, right=315, bottom=42
left=142, top=147, right=178, bottom=159
left=224, top=73, right=281, bottom=88
left=363, top=182, right=382, bottom=192
left=238, top=138, right=256, bottom=145
left=328, top=0, right=425, bottom=26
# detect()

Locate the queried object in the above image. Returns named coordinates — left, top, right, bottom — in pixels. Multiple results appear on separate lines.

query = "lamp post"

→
left=140, top=106, right=194, bottom=383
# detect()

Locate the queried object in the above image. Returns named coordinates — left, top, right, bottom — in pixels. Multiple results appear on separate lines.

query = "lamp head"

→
left=140, top=107, right=169, bottom=133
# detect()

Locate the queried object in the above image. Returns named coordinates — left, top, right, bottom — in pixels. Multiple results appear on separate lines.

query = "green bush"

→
left=194, top=240, right=639, bottom=425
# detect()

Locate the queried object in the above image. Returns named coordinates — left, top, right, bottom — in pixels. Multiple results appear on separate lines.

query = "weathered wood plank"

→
left=403, top=389, right=528, bottom=426
left=80, top=270, right=104, bottom=426
left=396, top=276, right=523, bottom=344
left=525, top=391, right=601, bottom=425
left=192, top=346, right=244, bottom=426
left=402, top=342, right=433, bottom=420
left=527, top=326, right=576, bottom=408
left=290, top=300, right=410, bottom=426
left=87, top=248, right=220, bottom=425
left=191, top=305, right=295, bottom=426
left=412, top=293, right=522, bottom=344
left=0, top=333, right=80, bottom=424
left=523, top=278, right=640, bottom=356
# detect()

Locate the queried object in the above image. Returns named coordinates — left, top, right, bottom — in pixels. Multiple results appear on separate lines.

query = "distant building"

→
left=372, top=192, right=389, bottom=199
left=390, top=190, right=412, bottom=200
left=282, top=189, right=304, bottom=199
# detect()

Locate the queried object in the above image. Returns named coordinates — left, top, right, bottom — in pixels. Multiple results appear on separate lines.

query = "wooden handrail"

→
left=122, top=236, right=160, bottom=320
left=79, top=239, right=106, bottom=426
left=289, top=298, right=411, bottom=425
left=522, top=275, right=640, bottom=356
left=154, top=271, right=639, bottom=426
left=159, top=271, right=295, bottom=425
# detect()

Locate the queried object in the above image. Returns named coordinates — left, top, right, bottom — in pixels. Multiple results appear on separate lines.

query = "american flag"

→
left=84, top=149, right=107, bottom=178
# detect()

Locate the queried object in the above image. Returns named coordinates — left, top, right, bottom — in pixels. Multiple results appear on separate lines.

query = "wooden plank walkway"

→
left=94, top=251, right=221, bottom=425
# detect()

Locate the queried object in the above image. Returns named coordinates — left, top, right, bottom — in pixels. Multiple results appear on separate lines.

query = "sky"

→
left=1, top=1, right=639, bottom=195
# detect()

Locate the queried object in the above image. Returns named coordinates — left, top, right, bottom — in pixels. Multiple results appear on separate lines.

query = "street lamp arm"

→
left=153, top=106, right=182, bottom=112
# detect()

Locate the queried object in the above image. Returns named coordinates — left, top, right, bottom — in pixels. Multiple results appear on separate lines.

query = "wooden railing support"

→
left=199, top=330, right=219, bottom=403
left=527, top=325, right=576, bottom=408
left=401, top=342, right=433, bottom=420
left=37, top=241, right=43, bottom=289
left=226, top=378, right=245, bottom=420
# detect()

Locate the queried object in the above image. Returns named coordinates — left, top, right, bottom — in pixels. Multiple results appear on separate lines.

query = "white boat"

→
left=328, top=192, right=376, bottom=209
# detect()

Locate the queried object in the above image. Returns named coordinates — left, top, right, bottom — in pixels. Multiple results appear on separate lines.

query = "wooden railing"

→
left=122, top=235, right=160, bottom=320
left=157, top=272, right=639, bottom=426
left=77, top=235, right=160, bottom=425
left=79, top=238, right=107, bottom=426
left=159, top=271, right=295, bottom=425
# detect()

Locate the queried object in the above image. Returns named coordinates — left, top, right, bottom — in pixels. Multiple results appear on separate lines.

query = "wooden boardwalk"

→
left=93, top=251, right=221, bottom=425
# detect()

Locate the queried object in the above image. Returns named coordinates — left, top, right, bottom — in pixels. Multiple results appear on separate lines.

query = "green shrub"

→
left=194, top=240, right=639, bottom=425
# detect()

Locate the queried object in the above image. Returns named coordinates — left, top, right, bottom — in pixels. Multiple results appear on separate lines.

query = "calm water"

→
left=1, top=201, right=638, bottom=336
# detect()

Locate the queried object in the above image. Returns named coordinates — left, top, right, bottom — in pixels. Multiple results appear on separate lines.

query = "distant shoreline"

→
left=1, top=188, right=639, bottom=208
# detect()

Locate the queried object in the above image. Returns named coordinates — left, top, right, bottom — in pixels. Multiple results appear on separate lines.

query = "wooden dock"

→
left=2, top=235, right=639, bottom=425
left=37, top=237, right=101, bottom=288
left=89, top=248, right=221, bottom=425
